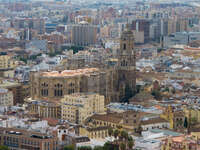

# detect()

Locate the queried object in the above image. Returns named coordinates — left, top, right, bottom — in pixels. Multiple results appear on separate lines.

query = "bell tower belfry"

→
left=117, top=24, right=136, bottom=101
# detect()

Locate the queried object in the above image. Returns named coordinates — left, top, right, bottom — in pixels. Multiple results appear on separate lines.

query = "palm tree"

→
left=120, top=130, right=128, bottom=141
left=108, top=128, right=113, bottom=137
left=77, top=146, right=92, bottom=150
left=0, top=146, right=9, bottom=150
left=120, top=143, right=126, bottom=150
left=114, top=129, right=120, bottom=139
left=127, top=137, right=134, bottom=150
left=94, top=146, right=104, bottom=150
left=64, top=145, right=75, bottom=150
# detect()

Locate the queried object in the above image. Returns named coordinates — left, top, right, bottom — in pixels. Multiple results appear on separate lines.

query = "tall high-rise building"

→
left=131, top=19, right=150, bottom=43
left=168, top=19, right=177, bottom=35
left=71, top=21, right=97, bottom=46
left=161, top=19, right=168, bottom=36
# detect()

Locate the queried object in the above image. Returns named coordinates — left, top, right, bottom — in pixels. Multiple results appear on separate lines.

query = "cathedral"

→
left=30, top=25, right=136, bottom=104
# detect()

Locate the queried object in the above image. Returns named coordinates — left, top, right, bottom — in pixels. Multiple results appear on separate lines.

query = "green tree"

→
left=0, top=146, right=9, bottom=150
left=120, top=130, right=128, bottom=141
left=64, top=145, right=75, bottom=150
left=164, top=87, right=169, bottom=92
left=151, top=90, right=162, bottom=100
left=108, top=128, right=113, bottom=137
left=93, top=146, right=104, bottom=150
left=128, top=140, right=134, bottom=150
left=77, top=146, right=92, bottom=150
left=128, top=136, right=133, bottom=142
left=19, top=57, right=27, bottom=64
left=114, top=129, right=120, bottom=139
left=120, top=143, right=126, bottom=150
left=103, top=142, right=119, bottom=150
left=137, top=125, right=143, bottom=135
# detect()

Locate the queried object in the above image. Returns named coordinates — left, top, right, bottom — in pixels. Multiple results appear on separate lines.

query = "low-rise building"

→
left=0, top=127, right=58, bottom=150
left=0, top=79, right=24, bottom=104
left=30, top=100, right=61, bottom=119
left=160, top=106, right=185, bottom=130
left=79, top=126, right=109, bottom=139
left=161, top=135, right=198, bottom=150
left=163, top=32, right=200, bottom=48
left=88, top=110, right=143, bottom=132
left=184, top=106, right=200, bottom=124
left=141, top=117, right=170, bottom=131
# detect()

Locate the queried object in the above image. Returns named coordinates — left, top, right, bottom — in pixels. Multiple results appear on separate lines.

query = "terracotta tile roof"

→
left=90, top=113, right=123, bottom=124
left=141, top=118, right=168, bottom=125
left=43, top=118, right=59, bottom=126
left=172, top=136, right=185, bottom=142
left=86, top=126, right=109, bottom=132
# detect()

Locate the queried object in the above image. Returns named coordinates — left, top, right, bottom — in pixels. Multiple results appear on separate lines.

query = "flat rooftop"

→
left=149, top=129, right=182, bottom=137
left=0, top=127, right=56, bottom=140
left=0, top=81, right=20, bottom=88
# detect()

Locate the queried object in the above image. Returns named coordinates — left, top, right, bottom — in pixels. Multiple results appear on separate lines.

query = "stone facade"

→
left=79, top=126, right=109, bottom=139
left=30, top=68, right=107, bottom=102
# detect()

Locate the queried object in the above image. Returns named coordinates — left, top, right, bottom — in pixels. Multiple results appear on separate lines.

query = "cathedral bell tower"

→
left=117, top=24, right=136, bottom=101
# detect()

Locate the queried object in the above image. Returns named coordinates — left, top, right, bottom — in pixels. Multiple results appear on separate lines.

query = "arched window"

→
left=54, top=89, right=57, bottom=96
left=123, top=43, right=126, bottom=50
left=42, top=82, right=48, bottom=87
left=54, top=83, right=63, bottom=97
left=121, top=60, right=127, bottom=66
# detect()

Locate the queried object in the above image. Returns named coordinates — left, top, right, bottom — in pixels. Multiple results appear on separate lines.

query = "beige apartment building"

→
left=0, top=88, right=13, bottom=106
left=61, top=93, right=105, bottom=124
left=0, top=53, right=16, bottom=69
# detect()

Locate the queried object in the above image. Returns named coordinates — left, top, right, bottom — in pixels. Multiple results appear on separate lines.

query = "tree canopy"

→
left=0, top=146, right=9, bottom=150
